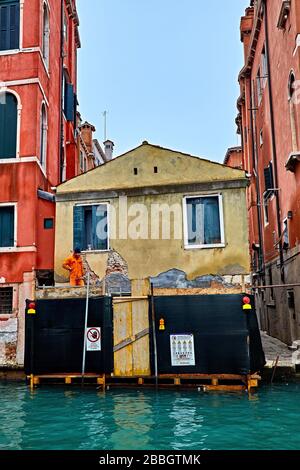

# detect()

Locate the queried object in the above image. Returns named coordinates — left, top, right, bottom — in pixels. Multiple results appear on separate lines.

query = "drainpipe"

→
left=263, top=0, right=285, bottom=282
left=59, top=0, right=65, bottom=182
left=249, top=77, right=265, bottom=275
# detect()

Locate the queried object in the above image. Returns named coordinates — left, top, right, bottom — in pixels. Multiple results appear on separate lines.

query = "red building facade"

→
left=230, top=0, right=300, bottom=344
left=0, top=0, right=80, bottom=366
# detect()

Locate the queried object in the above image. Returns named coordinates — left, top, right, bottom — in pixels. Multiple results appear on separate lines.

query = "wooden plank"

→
left=113, top=328, right=150, bottom=352
left=113, top=297, right=149, bottom=304
left=158, top=374, right=246, bottom=381
left=205, top=385, right=245, bottom=392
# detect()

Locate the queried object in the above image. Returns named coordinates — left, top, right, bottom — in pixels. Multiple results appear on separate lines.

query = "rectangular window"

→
left=261, top=47, right=268, bottom=87
left=184, top=195, right=224, bottom=249
left=0, top=287, right=13, bottom=314
left=264, top=162, right=274, bottom=194
left=0, top=205, right=14, bottom=247
left=44, top=218, right=54, bottom=229
left=73, top=204, right=109, bottom=252
left=64, top=81, right=75, bottom=122
left=256, top=68, right=262, bottom=105
left=260, top=129, right=263, bottom=146
left=0, top=0, right=20, bottom=51
left=283, top=218, right=289, bottom=249
left=268, top=267, right=274, bottom=301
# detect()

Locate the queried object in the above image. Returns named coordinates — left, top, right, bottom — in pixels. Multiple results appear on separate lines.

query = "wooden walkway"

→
left=28, top=373, right=260, bottom=393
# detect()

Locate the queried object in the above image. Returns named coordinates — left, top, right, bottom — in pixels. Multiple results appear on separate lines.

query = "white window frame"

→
left=75, top=202, right=110, bottom=253
left=183, top=194, right=225, bottom=250
left=0, top=203, right=17, bottom=251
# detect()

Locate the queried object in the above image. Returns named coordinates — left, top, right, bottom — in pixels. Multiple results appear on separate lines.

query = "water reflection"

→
left=0, top=384, right=26, bottom=450
left=0, top=384, right=300, bottom=450
left=168, top=395, right=206, bottom=450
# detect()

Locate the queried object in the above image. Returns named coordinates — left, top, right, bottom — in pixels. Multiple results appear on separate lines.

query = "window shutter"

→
left=9, top=2, right=19, bottom=49
left=92, top=205, right=108, bottom=250
left=64, top=83, right=75, bottom=122
left=73, top=205, right=84, bottom=251
left=0, top=92, right=17, bottom=158
left=0, top=1, right=20, bottom=51
left=204, top=198, right=221, bottom=245
left=73, top=93, right=78, bottom=130
left=0, top=207, right=14, bottom=247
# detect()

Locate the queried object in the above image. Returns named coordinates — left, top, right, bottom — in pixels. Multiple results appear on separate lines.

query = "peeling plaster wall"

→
left=0, top=318, right=18, bottom=367
left=55, top=188, right=250, bottom=285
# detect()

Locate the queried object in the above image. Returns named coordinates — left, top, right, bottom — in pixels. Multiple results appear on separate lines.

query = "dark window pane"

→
left=0, top=206, right=14, bottom=247
left=44, top=218, right=54, bottom=229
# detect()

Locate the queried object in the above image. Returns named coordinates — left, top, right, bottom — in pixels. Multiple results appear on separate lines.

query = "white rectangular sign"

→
left=86, top=327, right=101, bottom=351
left=170, top=334, right=195, bottom=366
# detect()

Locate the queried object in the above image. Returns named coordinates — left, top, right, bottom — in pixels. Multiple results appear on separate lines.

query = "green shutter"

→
left=0, top=1, right=20, bottom=51
left=73, top=205, right=85, bottom=251
left=92, top=205, right=108, bottom=250
left=0, top=92, right=17, bottom=158
left=0, top=207, right=14, bottom=247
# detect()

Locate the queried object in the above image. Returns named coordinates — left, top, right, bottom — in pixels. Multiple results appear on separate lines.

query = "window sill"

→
left=0, top=49, right=20, bottom=56
left=184, top=244, right=226, bottom=250
left=0, top=246, right=37, bottom=253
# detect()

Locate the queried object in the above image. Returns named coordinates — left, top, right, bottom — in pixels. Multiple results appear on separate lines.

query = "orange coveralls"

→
left=62, top=255, right=85, bottom=287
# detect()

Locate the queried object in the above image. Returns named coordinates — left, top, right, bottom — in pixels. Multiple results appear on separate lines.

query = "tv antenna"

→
left=102, top=110, right=108, bottom=141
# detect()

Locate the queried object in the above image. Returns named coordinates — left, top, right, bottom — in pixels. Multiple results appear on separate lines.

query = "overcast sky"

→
left=77, top=0, right=248, bottom=162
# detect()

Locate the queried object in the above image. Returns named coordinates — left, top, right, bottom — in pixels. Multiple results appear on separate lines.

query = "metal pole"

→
left=150, top=283, right=158, bottom=389
left=81, top=271, right=90, bottom=385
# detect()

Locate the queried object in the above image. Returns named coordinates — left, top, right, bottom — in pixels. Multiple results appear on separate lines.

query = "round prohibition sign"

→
left=87, top=328, right=100, bottom=343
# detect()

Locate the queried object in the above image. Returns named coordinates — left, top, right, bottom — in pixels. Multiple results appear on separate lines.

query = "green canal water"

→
left=0, top=383, right=300, bottom=450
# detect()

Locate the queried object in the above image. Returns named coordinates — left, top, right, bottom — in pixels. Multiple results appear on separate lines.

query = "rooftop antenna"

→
left=102, top=110, right=108, bottom=141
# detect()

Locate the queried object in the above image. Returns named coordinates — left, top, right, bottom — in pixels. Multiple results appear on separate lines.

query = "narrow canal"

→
left=0, top=383, right=299, bottom=450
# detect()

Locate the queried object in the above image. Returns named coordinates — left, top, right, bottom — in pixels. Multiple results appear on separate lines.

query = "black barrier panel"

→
left=152, top=295, right=265, bottom=375
left=25, top=297, right=113, bottom=375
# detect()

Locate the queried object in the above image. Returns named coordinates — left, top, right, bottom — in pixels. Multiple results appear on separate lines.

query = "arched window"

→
left=288, top=71, right=298, bottom=152
left=0, top=92, right=18, bottom=159
left=40, top=104, right=47, bottom=169
left=42, top=3, right=50, bottom=68
left=288, top=72, right=296, bottom=101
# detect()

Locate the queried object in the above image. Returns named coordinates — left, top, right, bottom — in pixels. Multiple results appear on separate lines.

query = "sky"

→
left=76, top=0, right=249, bottom=162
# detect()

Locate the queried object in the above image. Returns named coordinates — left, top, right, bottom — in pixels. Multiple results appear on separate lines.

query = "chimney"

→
left=104, top=140, right=114, bottom=161
left=80, top=122, right=96, bottom=153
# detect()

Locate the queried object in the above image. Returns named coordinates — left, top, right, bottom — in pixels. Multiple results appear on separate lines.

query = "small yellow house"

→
left=54, top=142, right=250, bottom=293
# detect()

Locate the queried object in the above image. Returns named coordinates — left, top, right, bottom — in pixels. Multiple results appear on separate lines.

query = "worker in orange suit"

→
left=62, top=248, right=85, bottom=287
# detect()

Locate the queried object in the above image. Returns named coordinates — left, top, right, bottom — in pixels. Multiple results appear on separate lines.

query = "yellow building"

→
left=55, top=142, right=250, bottom=293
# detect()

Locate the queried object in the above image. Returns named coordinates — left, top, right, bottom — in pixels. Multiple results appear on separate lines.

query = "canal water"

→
left=0, top=383, right=300, bottom=450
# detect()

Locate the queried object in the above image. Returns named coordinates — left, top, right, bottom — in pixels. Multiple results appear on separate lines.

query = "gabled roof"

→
left=57, top=141, right=247, bottom=195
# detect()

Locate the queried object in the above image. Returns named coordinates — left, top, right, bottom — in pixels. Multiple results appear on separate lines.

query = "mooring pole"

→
left=150, top=283, right=158, bottom=389
left=81, top=271, right=90, bottom=385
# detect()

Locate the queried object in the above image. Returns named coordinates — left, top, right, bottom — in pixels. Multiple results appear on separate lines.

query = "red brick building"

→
left=0, top=0, right=82, bottom=366
left=228, top=0, right=300, bottom=344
